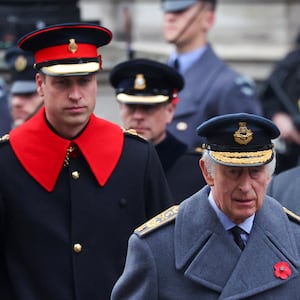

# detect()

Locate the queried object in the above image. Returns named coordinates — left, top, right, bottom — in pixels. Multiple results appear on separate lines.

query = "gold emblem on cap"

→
left=233, top=122, right=253, bottom=145
left=298, top=98, right=300, bottom=112
left=14, top=55, right=27, bottom=72
left=134, top=74, right=146, bottom=90
left=68, top=38, right=78, bottom=54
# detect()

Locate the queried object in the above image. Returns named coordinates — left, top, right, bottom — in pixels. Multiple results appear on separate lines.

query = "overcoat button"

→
left=72, top=171, right=80, bottom=180
left=119, top=198, right=127, bottom=207
left=73, top=243, right=82, bottom=253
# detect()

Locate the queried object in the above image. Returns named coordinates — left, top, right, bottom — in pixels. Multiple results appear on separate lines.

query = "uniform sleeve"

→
left=0, top=191, right=5, bottom=246
left=260, top=64, right=288, bottom=119
left=0, top=78, right=12, bottom=136
left=144, top=144, right=174, bottom=218
left=110, top=234, right=158, bottom=300
left=0, top=191, right=13, bottom=298
left=259, top=49, right=300, bottom=120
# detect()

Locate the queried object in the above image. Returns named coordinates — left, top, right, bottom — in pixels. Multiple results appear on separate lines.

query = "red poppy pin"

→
left=274, top=261, right=292, bottom=280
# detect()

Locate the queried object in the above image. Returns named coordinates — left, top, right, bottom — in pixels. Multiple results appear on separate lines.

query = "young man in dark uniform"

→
left=0, top=23, right=172, bottom=300
left=110, top=58, right=205, bottom=203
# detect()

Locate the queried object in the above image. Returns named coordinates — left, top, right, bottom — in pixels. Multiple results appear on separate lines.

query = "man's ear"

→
left=166, top=103, right=176, bottom=124
left=36, top=73, right=44, bottom=97
left=199, top=5, right=215, bottom=34
left=200, top=159, right=214, bottom=186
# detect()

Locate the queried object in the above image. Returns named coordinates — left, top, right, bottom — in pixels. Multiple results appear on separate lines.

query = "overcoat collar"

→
left=175, top=186, right=300, bottom=299
left=9, top=108, right=124, bottom=192
left=174, top=44, right=225, bottom=117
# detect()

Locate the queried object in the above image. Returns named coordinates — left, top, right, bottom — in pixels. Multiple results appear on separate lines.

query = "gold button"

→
left=73, top=243, right=82, bottom=253
left=72, top=171, right=80, bottom=180
left=176, top=122, right=188, bottom=131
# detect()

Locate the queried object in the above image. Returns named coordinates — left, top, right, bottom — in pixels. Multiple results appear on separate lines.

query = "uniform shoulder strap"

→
left=122, top=128, right=147, bottom=142
left=0, top=134, right=9, bottom=144
left=135, top=205, right=179, bottom=238
left=283, top=207, right=300, bottom=225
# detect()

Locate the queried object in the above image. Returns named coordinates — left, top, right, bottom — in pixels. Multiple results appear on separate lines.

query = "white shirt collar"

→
left=168, top=45, right=207, bottom=73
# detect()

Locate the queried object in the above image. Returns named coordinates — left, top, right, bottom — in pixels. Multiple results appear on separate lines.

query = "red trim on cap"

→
left=35, top=44, right=98, bottom=64
left=171, top=88, right=179, bottom=104
left=18, top=24, right=113, bottom=49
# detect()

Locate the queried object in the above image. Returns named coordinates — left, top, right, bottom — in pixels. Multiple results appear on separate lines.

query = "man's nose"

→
left=238, top=171, right=252, bottom=192
left=68, top=85, right=82, bottom=100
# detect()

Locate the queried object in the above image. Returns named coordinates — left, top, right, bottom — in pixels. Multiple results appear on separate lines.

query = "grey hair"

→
left=201, top=149, right=276, bottom=178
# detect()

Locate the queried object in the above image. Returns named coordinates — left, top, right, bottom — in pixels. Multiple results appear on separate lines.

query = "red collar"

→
left=10, top=108, right=124, bottom=192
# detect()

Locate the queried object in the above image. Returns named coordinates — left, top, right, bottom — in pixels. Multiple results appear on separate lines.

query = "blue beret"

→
left=110, top=58, right=184, bottom=105
left=17, top=22, right=112, bottom=76
left=197, top=113, right=280, bottom=166
left=161, top=0, right=217, bottom=13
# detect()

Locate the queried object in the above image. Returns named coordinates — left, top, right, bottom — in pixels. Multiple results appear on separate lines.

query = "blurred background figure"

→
left=5, top=46, right=43, bottom=128
left=123, top=6, right=134, bottom=60
left=0, top=77, right=11, bottom=135
left=267, top=163, right=300, bottom=216
left=260, top=32, right=300, bottom=174
left=110, top=58, right=205, bottom=203
left=160, top=0, right=262, bottom=150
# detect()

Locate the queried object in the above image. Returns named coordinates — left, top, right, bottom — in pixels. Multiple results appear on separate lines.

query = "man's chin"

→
left=13, top=119, right=25, bottom=128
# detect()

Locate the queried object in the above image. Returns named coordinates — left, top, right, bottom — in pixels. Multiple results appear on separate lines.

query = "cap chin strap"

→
left=170, top=2, right=205, bottom=44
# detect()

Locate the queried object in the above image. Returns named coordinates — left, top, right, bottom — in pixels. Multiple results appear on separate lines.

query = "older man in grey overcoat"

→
left=111, top=113, right=300, bottom=300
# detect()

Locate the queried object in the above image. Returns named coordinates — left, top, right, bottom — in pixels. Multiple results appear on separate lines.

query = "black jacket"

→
left=156, top=132, right=205, bottom=203
left=0, top=108, right=172, bottom=300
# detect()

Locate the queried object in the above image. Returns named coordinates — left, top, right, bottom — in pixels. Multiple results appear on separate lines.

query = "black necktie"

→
left=230, top=226, right=245, bottom=250
left=173, top=58, right=179, bottom=71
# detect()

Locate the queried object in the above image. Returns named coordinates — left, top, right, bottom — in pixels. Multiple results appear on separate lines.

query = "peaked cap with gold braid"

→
left=197, top=113, right=280, bottom=166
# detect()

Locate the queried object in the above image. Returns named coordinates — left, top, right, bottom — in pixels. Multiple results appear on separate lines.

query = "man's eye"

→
left=228, top=169, right=238, bottom=174
left=80, top=78, right=90, bottom=83
left=250, top=168, right=262, bottom=176
left=226, top=168, right=242, bottom=178
left=54, top=80, right=65, bottom=85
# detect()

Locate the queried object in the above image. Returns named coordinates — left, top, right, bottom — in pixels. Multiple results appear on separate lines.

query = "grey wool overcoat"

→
left=111, top=186, right=300, bottom=300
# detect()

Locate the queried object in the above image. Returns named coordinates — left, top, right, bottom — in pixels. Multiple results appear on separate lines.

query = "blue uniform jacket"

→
left=111, top=186, right=300, bottom=299
left=167, top=45, right=262, bottom=150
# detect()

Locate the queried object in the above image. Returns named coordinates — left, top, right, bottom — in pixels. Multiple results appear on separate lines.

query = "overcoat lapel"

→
left=175, top=188, right=241, bottom=292
left=220, top=199, right=300, bottom=299
left=175, top=187, right=300, bottom=298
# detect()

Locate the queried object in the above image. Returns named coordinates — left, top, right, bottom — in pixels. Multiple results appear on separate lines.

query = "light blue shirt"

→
left=168, top=45, right=207, bottom=74
left=208, top=191, right=254, bottom=245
